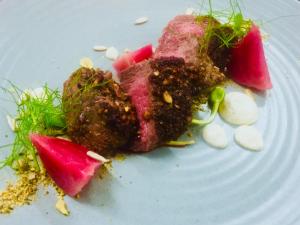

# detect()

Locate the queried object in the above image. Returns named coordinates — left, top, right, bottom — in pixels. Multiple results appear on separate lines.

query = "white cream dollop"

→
left=202, top=123, right=228, bottom=149
left=219, top=92, right=258, bottom=125
left=234, top=125, right=263, bottom=151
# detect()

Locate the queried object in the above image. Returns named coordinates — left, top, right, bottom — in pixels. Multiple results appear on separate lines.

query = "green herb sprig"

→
left=192, top=87, right=225, bottom=126
left=197, top=0, right=252, bottom=49
left=0, top=83, right=66, bottom=171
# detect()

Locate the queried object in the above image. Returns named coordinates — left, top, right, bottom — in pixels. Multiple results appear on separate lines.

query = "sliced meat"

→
left=63, top=67, right=138, bottom=156
left=154, top=15, right=229, bottom=85
left=119, top=61, right=157, bottom=152
left=154, top=15, right=206, bottom=65
left=119, top=57, right=198, bottom=152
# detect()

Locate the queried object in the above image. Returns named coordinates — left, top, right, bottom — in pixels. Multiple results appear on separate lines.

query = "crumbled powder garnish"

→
left=187, top=131, right=193, bottom=138
left=0, top=171, right=51, bottom=214
left=114, top=153, right=126, bottom=161
left=55, top=197, right=69, bottom=216
left=98, top=162, right=112, bottom=179
left=80, top=57, right=94, bottom=69
left=0, top=170, right=68, bottom=215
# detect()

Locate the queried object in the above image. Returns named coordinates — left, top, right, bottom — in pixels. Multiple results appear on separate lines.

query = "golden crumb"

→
left=98, top=161, right=112, bottom=179
left=187, top=131, right=193, bottom=137
left=114, top=153, right=126, bottom=161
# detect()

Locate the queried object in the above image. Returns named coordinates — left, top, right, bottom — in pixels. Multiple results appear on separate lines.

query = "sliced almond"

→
left=93, top=45, right=107, bottom=52
left=134, top=17, right=148, bottom=25
left=6, top=115, right=16, bottom=131
left=55, top=198, right=70, bottom=216
left=185, top=8, right=195, bottom=15
left=87, top=151, right=110, bottom=163
left=80, top=57, right=94, bottom=69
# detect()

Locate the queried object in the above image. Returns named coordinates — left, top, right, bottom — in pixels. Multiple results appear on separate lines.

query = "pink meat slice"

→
left=119, top=61, right=158, bottom=152
left=154, top=15, right=206, bottom=65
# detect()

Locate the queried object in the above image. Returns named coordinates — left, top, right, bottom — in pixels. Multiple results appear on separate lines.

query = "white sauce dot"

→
left=105, top=47, right=119, bottom=60
left=202, top=123, right=228, bottom=149
left=93, top=45, right=107, bottom=52
left=235, top=126, right=263, bottom=151
left=185, top=8, right=195, bottom=15
left=134, top=17, right=148, bottom=25
left=219, top=92, right=258, bottom=125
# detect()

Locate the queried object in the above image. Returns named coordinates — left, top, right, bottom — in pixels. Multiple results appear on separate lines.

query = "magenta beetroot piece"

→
left=228, top=24, right=272, bottom=91
left=30, top=134, right=102, bottom=196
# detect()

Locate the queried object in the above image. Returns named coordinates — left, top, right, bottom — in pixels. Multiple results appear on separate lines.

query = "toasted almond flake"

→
left=134, top=17, right=148, bottom=25
left=27, top=172, right=36, bottom=180
left=80, top=57, right=94, bottom=69
left=105, top=47, right=119, bottom=60
left=93, top=45, right=107, bottom=51
left=185, top=7, right=195, bottom=15
left=6, top=115, right=16, bottom=131
left=87, top=151, right=110, bottom=163
left=55, top=198, right=69, bottom=216
left=56, top=136, right=71, bottom=141
left=163, top=91, right=173, bottom=104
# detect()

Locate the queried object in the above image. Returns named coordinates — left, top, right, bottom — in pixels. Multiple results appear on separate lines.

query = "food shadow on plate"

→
left=77, top=166, right=116, bottom=208
left=143, top=146, right=176, bottom=160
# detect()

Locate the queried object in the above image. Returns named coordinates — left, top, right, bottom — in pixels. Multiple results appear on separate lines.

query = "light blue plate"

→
left=1, top=0, right=300, bottom=224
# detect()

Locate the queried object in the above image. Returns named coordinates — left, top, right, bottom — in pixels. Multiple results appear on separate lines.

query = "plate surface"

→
left=1, top=0, right=300, bottom=224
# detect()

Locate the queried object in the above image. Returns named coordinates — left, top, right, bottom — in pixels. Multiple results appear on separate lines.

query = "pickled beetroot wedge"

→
left=30, top=134, right=102, bottom=196
left=113, top=44, right=153, bottom=74
left=228, top=24, right=272, bottom=91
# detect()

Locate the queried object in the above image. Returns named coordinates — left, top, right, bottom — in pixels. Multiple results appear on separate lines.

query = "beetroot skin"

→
left=30, top=134, right=102, bottom=196
left=113, top=44, right=153, bottom=74
left=228, top=24, right=272, bottom=91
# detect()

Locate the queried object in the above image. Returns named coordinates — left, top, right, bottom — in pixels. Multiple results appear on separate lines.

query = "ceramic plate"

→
left=1, top=0, right=300, bottom=224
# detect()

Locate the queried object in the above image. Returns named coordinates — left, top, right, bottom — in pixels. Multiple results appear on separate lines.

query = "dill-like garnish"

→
left=197, top=0, right=252, bottom=49
left=0, top=83, right=66, bottom=171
